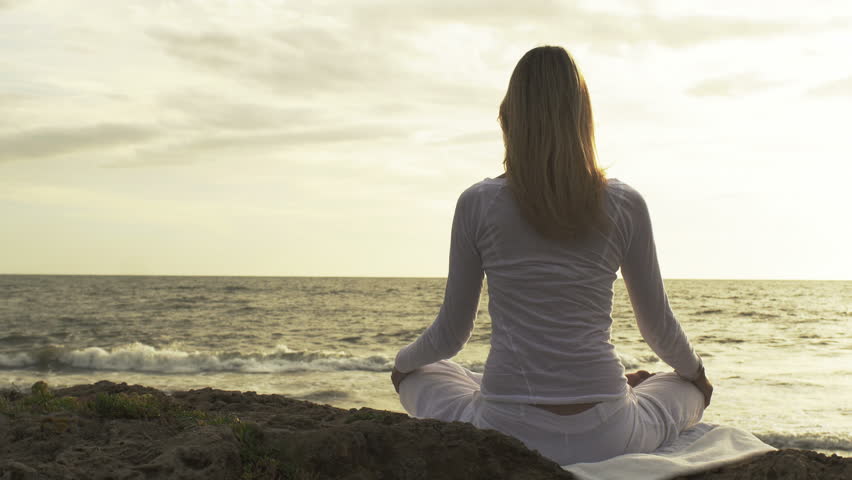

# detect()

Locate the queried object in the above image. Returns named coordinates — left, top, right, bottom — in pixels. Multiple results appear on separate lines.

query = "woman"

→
left=391, top=45, right=713, bottom=466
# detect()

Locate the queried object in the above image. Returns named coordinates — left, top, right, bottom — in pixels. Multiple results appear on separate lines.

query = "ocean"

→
left=1, top=275, right=849, bottom=456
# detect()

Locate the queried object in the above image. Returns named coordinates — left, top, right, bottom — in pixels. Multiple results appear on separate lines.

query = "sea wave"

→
left=755, top=431, right=852, bottom=452
left=618, top=353, right=660, bottom=370
left=0, top=345, right=664, bottom=376
left=0, top=342, right=394, bottom=374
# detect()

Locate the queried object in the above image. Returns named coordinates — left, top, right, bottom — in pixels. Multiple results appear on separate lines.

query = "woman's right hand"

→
left=691, top=372, right=713, bottom=408
left=391, top=367, right=411, bottom=394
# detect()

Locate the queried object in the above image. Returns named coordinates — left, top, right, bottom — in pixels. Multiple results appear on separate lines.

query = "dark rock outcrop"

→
left=0, top=381, right=848, bottom=479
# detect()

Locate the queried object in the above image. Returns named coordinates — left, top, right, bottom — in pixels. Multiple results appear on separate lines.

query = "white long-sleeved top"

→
left=394, top=176, right=702, bottom=404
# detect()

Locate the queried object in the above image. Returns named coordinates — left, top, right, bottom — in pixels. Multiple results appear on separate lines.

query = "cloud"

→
left=148, top=22, right=504, bottom=118
left=0, top=0, right=27, bottom=9
left=686, top=73, right=780, bottom=97
left=145, top=2, right=809, bottom=116
left=807, top=75, right=852, bottom=97
left=623, top=15, right=798, bottom=49
left=147, top=27, right=390, bottom=95
left=432, top=129, right=501, bottom=145
left=150, top=30, right=250, bottom=70
left=349, top=0, right=566, bottom=25
left=347, top=2, right=804, bottom=50
left=0, top=184, right=299, bottom=229
left=0, top=123, right=159, bottom=162
left=101, top=122, right=412, bottom=168
left=158, top=92, right=323, bottom=131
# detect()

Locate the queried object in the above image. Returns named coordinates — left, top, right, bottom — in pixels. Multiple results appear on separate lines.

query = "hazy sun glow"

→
left=1, top=0, right=850, bottom=279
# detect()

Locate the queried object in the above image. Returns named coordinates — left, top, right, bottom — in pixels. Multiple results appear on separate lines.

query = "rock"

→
left=675, top=449, right=852, bottom=480
left=1, top=382, right=849, bottom=479
left=0, top=461, right=38, bottom=480
left=135, top=426, right=242, bottom=480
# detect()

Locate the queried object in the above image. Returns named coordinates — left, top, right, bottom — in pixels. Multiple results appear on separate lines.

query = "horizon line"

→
left=0, top=273, right=849, bottom=282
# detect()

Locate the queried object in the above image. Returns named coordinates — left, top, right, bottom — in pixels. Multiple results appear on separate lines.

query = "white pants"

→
left=398, top=360, right=705, bottom=465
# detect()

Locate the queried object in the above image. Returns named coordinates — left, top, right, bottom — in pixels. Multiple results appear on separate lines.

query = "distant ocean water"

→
left=1, top=275, right=849, bottom=456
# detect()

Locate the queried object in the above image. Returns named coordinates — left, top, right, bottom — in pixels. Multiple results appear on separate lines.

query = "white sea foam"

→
left=0, top=342, right=395, bottom=374
left=0, top=345, right=664, bottom=375
left=0, top=352, right=34, bottom=368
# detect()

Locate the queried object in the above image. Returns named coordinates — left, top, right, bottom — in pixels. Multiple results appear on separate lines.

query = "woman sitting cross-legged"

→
left=391, top=45, right=713, bottom=466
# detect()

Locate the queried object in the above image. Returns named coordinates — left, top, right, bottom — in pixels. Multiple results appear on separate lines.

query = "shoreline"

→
left=1, top=381, right=849, bottom=479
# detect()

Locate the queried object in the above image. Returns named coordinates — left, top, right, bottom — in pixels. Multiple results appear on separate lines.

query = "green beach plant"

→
left=2, top=382, right=322, bottom=478
left=233, top=422, right=280, bottom=479
left=89, top=392, right=166, bottom=419
left=0, top=381, right=79, bottom=416
left=0, top=382, right=241, bottom=428
left=232, top=422, right=318, bottom=480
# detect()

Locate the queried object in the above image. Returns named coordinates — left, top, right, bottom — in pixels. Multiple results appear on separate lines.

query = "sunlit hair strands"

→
left=499, top=45, right=608, bottom=242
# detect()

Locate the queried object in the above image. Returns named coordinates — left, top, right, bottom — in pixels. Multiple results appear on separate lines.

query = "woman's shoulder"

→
left=473, top=175, right=508, bottom=189
left=458, top=175, right=507, bottom=201
left=605, top=177, right=646, bottom=206
left=605, top=178, right=653, bottom=227
left=456, top=175, right=648, bottom=210
left=450, top=176, right=508, bottom=221
left=606, top=177, right=635, bottom=195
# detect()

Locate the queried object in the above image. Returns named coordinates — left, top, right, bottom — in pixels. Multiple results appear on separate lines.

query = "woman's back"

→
left=395, top=175, right=702, bottom=402
left=473, top=175, right=629, bottom=403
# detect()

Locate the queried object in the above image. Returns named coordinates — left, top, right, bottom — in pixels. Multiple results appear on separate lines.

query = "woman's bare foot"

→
left=626, top=370, right=654, bottom=387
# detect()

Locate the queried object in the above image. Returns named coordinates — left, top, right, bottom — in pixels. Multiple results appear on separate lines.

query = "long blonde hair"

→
left=499, top=46, right=608, bottom=241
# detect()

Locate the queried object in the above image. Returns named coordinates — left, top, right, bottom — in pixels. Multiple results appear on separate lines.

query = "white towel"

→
left=563, top=423, right=776, bottom=480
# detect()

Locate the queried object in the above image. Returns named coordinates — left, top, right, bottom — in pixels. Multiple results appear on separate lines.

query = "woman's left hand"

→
left=626, top=370, right=654, bottom=387
left=391, top=367, right=411, bottom=393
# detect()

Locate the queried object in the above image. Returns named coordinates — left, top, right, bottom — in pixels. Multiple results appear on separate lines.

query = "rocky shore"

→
left=1, top=381, right=848, bottom=479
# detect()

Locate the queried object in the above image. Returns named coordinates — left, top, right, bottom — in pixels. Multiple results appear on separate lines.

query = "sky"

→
left=1, top=0, right=850, bottom=279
